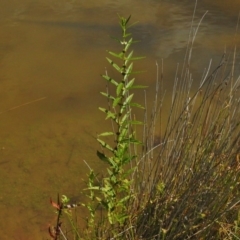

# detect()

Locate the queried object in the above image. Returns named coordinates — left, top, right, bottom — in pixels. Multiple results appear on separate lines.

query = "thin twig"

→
left=0, top=97, right=47, bottom=115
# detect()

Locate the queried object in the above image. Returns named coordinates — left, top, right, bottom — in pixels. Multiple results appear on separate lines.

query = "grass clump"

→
left=48, top=14, right=240, bottom=240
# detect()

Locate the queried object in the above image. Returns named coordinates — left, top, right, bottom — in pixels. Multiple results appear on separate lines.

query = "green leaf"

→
left=118, top=127, right=128, bottom=141
left=108, top=213, right=113, bottom=224
left=125, top=50, right=133, bottom=62
left=88, top=186, right=101, bottom=190
left=107, top=168, right=113, bottom=176
left=95, top=196, right=102, bottom=202
left=110, top=174, right=117, bottom=184
left=120, top=104, right=127, bottom=113
left=122, top=156, right=132, bottom=165
left=97, top=139, right=115, bottom=153
left=106, top=111, right=117, bottom=120
left=119, top=195, right=130, bottom=203
left=130, top=102, right=145, bottom=109
left=99, top=107, right=117, bottom=120
left=123, top=33, right=131, bottom=38
left=122, top=155, right=137, bottom=164
left=116, top=82, right=124, bottom=96
left=123, top=93, right=134, bottom=106
left=98, top=132, right=114, bottom=137
left=125, top=51, right=133, bottom=64
left=125, top=78, right=135, bottom=89
left=100, top=92, right=115, bottom=101
left=124, top=38, right=133, bottom=52
left=125, top=15, right=131, bottom=25
left=101, top=74, right=118, bottom=86
left=96, top=151, right=117, bottom=167
left=119, top=118, right=130, bottom=133
left=115, top=213, right=129, bottom=225
left=119, top=138, right=142, bottom=144
left=124, top=167, right=136, bottom=176
left=106, top=57, right=121, bottom=72
left=125, top=62, right=133, bottom=76
left=99, top=107, right=107, bottom=113
left=128, top=21, right=138, bottom=28
left=96, top=150, right=109, bottom=162
left=119, top=114, right=129, bottom=125
left=119, top=118, right=129, bottom=131
left=108, top=51, right=124, bottom=59
left=120, top=111, right=130, bottom=124
left=113, top=97, right=121, bottom=107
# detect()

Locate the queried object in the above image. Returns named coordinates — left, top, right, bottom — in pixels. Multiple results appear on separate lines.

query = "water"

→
left=0, top=0, right=239, bottom=239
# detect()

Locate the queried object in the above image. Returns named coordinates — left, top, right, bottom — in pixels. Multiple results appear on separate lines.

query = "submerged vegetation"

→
left=48, top=14, right=240, bottom=240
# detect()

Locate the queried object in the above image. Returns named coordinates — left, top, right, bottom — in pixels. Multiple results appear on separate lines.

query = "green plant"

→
left=83, top=15, right=145, bottom=238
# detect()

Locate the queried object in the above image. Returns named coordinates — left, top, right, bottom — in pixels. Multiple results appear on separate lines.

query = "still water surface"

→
left=0, top=0, right=239, bottom=239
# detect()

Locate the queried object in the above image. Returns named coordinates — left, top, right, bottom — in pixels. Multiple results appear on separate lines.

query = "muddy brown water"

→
left=0, top=1, right=239, bottom=239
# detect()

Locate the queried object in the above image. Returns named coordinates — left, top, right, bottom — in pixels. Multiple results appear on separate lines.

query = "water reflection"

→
left=0, top=0, right=239, bottom=239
